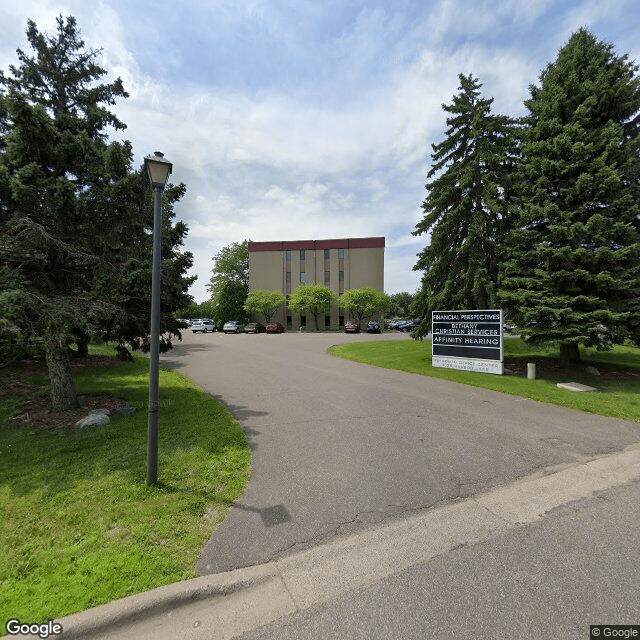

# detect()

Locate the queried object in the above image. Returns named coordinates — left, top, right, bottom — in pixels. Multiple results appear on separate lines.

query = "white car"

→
left=191, top=319, right=215, bottom=333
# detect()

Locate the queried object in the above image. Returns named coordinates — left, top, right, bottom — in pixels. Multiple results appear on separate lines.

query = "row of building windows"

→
left=286, top=315, right=346, bottom=328
left=286, top=271, right=344, bottom=284
left=286, top=248, right=345, bottom=261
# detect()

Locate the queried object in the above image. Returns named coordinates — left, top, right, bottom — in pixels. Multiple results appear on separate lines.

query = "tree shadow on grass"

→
left=0, top=384, right=253, bottom=501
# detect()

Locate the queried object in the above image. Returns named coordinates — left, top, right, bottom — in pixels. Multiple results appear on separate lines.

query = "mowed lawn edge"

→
left=329, top=338, right=640, bottom=423
left=0, top=351, right=251, bottom=622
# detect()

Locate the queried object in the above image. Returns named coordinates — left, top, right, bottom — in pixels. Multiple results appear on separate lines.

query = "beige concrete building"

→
left=248, top=237, right=385, bottom=329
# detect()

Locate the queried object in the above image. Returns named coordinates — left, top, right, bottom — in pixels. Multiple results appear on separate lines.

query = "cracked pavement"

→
left=160, top=331, right=640, bottom=575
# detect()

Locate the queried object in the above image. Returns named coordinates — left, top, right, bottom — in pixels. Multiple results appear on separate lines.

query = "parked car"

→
left=245, top=322, right=266, bottom=334
left=266, top=322, right=285, bottom=334
left=191, top=319, right=215, bottom=333
left=223, top=320, right=245, bottom=334
left=366, top=321, right=381, bottom=334
left=397, top=318, right=420, bottom=332
left=344, top=320, right=360, bottom=333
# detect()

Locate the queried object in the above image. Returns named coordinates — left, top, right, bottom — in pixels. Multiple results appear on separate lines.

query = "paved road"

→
left=236, top=478, right=640, bottom=640
left=160, top=331, right=640, bottom=575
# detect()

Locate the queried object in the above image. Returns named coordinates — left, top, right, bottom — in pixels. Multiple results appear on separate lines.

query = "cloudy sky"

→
left=1, top=1, right=638, bottom=301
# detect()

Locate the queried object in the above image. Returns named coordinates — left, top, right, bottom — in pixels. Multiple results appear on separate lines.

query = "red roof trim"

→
left=314, top=239, right=348, bottom=249
left=248, top=241, right=283, bottom=252
left=249, top=237, right=385, bottom=252
left=283, top=240, right=315, bottom=250
left=348, top=237, right=385, bottom=249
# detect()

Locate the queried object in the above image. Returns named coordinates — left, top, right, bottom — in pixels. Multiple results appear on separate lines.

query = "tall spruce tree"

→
left=411, top=74, right=517, bottom=338
left=498, top=29, right=640, bottom=365
left=0, top=16, right=195, bottom=409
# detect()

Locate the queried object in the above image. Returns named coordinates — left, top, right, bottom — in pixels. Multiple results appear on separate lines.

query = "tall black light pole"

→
left=144, top=151, right=172, bottom=486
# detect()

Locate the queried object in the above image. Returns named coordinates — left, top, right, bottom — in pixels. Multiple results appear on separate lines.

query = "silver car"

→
left=223, top=320, right=245, bottom=334
left=192, top=319, right=215, bottom=333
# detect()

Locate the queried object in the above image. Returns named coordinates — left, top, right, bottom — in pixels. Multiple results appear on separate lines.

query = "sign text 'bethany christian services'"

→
left=432, top=310, right=503, bottom=375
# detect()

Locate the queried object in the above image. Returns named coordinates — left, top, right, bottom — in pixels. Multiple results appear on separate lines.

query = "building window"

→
left=300, top=272, right=306, bottom=283
left=300, top=249, right=305, bottom=260
left=339, top=315, right=344, bottom=327
left=324, top=270, right=330, bottom=284
left=286, top=249, right=291, bottom=261
left=338, top=248, right=345, bottom=259
left=325, top=315, right=331, bottom=328
left=286, top=314, right=292, bottom=329
left=339, top=270, right=344, bottom=282
left=286, top=271, right=291, bottom=282
left=324, top=248, right=330, bottom=259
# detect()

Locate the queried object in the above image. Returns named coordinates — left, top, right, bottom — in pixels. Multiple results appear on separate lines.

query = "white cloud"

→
left=560, top=0, right=631, bottom=35
left=2, top=0, right=638, bottom=302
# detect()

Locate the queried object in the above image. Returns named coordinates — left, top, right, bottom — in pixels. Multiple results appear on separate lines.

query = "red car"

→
left=266, top=322, right=285, bottom=333
left=344, top=320, right=360, bottom=333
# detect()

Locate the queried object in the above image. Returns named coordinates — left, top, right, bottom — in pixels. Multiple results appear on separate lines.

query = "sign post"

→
left=432, top=310, right=503, bottom=375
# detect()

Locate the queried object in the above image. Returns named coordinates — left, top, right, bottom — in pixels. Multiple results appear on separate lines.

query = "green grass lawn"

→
left=329, top=338, right=640, bottom=422
left=0, top=349, right=251, bottom=622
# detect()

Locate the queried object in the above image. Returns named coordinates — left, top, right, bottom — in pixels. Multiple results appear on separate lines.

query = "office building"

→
left=248, top=237, right=385, bottom=329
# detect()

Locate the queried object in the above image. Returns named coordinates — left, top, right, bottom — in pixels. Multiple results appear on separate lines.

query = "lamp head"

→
left=144, top=151, right=173, bottom=187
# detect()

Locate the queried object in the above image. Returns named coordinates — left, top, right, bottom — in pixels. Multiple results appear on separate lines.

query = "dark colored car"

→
left=245, top=322, right=266, bottom=333
left=344, top=320, right=360, bottom=333
left=398, top=318, right=420, bottom=332
left=266, top=322, right=285, bottom=334
left=366, top=321, right=381, bottom=334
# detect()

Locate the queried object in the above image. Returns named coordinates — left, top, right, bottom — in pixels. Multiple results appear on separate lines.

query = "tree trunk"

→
left=559, top=342, right=581, bottom=368
left=46, top=337, right=79, bottom=412
left=69, top=329, right=89, bottom=358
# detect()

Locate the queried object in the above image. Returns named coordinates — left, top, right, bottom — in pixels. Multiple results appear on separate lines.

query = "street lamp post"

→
left=144, top=151, right=173, bottom=486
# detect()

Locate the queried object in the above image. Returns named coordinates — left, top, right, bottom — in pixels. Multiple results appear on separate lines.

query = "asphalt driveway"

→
left=160, top=330, right=640, bottom=575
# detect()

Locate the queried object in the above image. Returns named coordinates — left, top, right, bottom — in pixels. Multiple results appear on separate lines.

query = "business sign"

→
left=432, top=310, right=503, bottom=375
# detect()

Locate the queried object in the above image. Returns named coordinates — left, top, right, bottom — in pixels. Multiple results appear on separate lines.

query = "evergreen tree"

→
left=498, top=29, right=640, bottom=365
left=411, top=74, right=517, bottom=338
left=0, top=16, right=194, bottom=409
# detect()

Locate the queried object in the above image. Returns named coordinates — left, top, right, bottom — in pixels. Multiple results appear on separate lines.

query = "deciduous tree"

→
left=244, top=290, right=286, bottom=323
left=339, top=287, right=390, bottom=324
left=288, top=284, right=336, bottom=331
left=387, top=292, right=414, bottom=319
left=206, top=240, right=249, bottom=327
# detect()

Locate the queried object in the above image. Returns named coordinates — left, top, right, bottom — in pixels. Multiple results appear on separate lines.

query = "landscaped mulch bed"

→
left=1, top=355, right=131, bottom=430
left=504, top=357, right=640, bottom=380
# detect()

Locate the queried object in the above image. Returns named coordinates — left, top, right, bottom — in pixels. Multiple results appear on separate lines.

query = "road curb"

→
left=12, top=443, right=640, bottom=640
left=52, top=564, right=279, bottom=640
